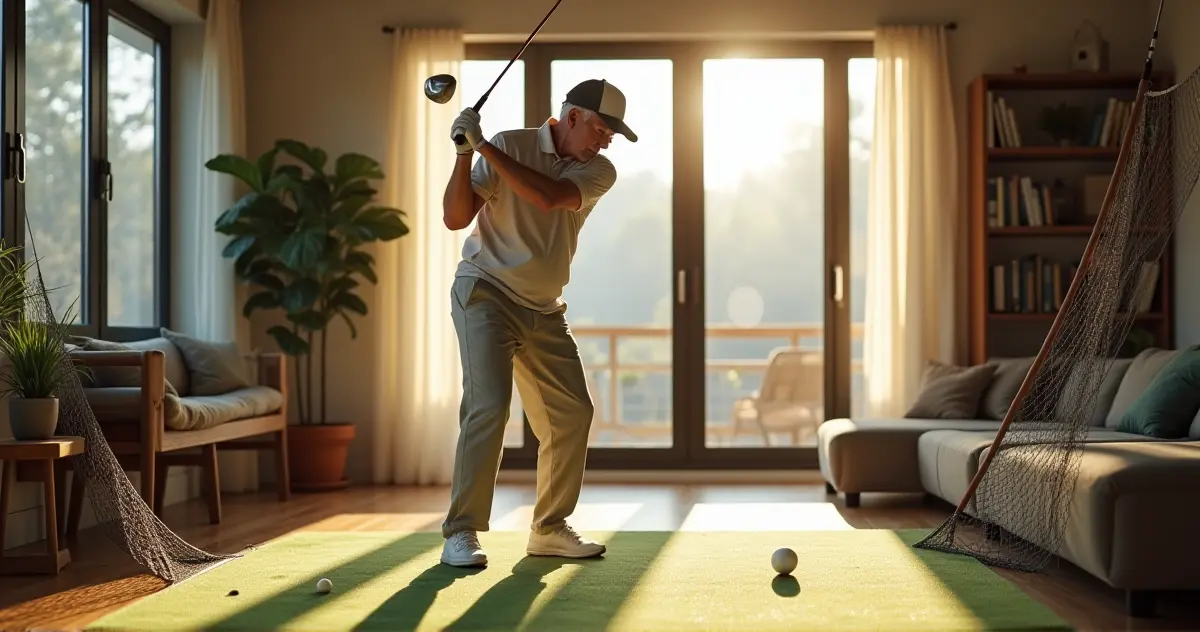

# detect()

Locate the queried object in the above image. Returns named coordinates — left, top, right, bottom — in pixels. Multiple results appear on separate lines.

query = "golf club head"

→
left=424, top=74, right=457, bottom=104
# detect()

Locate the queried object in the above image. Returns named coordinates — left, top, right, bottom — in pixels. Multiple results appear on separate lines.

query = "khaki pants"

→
left=443, top=276, right=594, bottom=538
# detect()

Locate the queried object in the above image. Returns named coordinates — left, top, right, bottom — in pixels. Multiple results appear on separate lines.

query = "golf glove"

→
left=451, top=108, right=485, bottom=153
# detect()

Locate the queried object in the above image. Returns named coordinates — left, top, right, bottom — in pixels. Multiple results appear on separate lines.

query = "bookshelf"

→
left=967, top=71, right=1175, bottom=365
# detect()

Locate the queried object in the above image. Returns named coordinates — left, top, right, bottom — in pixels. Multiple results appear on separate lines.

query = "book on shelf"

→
left=986, top=91, right=1133, bottom=149
left=989, top=257, right=1159, bottom=315
left=986, top=175, right=1059, bottom=226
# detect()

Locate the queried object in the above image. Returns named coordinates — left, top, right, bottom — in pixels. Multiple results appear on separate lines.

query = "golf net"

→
left=914, top=63, right=1200, bottom=572
left=22, top=218, right=238, bottom=583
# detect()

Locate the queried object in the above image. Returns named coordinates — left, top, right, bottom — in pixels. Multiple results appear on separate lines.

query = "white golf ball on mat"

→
left=772, top=547, right=798, bottom=575
left=316, top=577, right=332, bottom=594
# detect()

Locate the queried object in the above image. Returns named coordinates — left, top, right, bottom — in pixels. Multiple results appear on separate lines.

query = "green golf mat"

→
left=89, top=529, right=1072, bottom=631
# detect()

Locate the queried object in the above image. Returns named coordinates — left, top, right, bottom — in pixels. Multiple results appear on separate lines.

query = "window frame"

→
left=3, top=0, right=172, bottom=343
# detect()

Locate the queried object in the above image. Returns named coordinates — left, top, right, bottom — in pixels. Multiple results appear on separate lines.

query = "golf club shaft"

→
left=453, top=0, right=565, bottom=144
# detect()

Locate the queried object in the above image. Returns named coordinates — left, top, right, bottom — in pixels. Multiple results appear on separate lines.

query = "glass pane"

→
left=459, top=60, right=526, bottom=448
left=26, top=0, right=86, bottom=323
left=848, top=57, right=877, bottom=419
left=552, top=59, right=674, bottom=448
left=704, top=58, right=825, bottom=448
left=106, top=16, right=159, bottom=327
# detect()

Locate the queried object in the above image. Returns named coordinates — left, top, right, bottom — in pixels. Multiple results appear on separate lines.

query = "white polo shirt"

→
left=456, top=118, right=617, bottom=313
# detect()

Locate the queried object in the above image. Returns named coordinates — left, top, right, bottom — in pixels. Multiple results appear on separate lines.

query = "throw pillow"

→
left=1117, top=346, right=1200, bottom=438
left=904, top=361, right=997, bottom=419
left=68, top=335, right=180, bottom=396
left=980, top=357, right=1034, bottom=420
left=160, top=328, right=250, bottom=396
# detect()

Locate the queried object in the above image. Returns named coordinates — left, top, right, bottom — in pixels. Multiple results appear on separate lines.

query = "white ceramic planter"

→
left=9, top=397, right=59, bottom=440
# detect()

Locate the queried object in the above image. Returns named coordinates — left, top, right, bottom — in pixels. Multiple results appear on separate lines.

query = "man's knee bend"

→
left=565, top=398, right=595, bottom=432
left=462, top=398, right=511, bottom=429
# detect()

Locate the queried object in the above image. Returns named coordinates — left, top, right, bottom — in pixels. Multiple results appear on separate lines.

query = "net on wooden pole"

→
left=914, top=6, right=1200, bottom=572
left=21, top=218, right=238, bottom=583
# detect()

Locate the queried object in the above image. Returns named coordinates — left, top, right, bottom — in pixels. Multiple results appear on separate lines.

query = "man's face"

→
left=564, top=107, right=614, bottom=161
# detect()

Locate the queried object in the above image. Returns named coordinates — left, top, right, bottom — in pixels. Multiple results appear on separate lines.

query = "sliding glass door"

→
left=463, top=40, right=874, bottom=469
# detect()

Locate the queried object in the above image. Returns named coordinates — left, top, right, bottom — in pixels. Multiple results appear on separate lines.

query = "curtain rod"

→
left=381, top=21, right=958, bottom=34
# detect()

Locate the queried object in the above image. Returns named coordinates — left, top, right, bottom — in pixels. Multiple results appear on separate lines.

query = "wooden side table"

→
left=0, top=437, right=85, bottom=575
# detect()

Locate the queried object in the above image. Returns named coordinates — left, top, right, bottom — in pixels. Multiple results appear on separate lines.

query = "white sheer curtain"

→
left=371, top=28, right=465, bottom=485
left=183, top=0, right=257, bottom=490
left=863, top=25, right=959, bottom=417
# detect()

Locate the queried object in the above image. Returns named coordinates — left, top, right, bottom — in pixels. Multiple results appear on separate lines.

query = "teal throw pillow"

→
left=1117, top=346, right=1200, bottom=438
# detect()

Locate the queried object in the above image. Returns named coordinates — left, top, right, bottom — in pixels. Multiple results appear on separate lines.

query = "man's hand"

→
left=451, top=108, right=485, bottom=153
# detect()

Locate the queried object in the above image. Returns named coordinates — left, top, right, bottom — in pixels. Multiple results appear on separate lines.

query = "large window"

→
left=6, top=0, right=169, bottom=339
left=464, top=41, right=875, bottom=469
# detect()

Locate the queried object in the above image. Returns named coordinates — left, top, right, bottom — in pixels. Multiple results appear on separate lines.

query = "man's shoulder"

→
left=490, top=127, right=538, bottom=147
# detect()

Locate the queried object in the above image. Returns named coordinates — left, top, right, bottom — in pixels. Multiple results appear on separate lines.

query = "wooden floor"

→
left=1, top=482, right=1198, bottom=631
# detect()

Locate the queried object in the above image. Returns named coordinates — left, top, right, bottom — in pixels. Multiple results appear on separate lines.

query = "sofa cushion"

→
left=161, top=328, right=250, bottom=396
left=980, top=357, right=1034, bottom=420
left=1061, top=441, right=1200, bottom=590
left=82, top=386, right=283, bottom=431
left=818, top=418, right=1003, bottom=493
left=1117, top=346, right=1200, bottom=438
left=918, top=428, right=1162, bottom=511
left=1056, top=357, right=1132, bottom=427
left=904, top=361, right=997, bottom=419
left=69, top=336, right=187, bottom=396
left=1105, top=347, right=1181, bottom=428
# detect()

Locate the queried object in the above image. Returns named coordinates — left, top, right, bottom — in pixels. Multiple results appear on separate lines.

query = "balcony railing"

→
left=506, top=323, right=865, bottom=448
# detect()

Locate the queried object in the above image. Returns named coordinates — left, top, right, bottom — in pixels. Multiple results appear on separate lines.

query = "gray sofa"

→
left=817, top=347, right=1200, bottom=617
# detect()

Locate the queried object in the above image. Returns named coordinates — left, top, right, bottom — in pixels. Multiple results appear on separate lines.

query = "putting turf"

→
left=89, top=529, right=1072, bottom=631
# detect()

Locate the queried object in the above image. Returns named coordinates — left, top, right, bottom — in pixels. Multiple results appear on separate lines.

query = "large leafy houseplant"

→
left=206, top=140, right=408, bottom=427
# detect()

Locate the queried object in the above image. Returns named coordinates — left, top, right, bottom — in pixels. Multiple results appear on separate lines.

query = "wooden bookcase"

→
left=967, top=71, right=1175, bottom=365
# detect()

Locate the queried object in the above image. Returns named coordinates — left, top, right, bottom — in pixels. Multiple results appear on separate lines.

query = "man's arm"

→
left=442, top=155, right=486, bottom=230
left=477, top=142, right=582, bottom=212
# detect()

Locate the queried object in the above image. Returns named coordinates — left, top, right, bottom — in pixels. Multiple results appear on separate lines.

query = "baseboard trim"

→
left=496, top=469, right=826, bottom=484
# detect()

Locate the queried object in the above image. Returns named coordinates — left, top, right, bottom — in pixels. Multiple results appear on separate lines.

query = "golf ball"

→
left=316, top=578, right=332, bottom=594
left=772, top=547, right=798, bottom=575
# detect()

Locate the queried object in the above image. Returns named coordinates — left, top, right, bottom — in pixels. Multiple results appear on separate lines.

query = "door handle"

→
left=677, top=269, right=686, bottom=304
left=831, top=264, right=844, bottom=304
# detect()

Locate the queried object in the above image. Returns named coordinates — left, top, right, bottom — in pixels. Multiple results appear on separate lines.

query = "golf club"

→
left=424, top=74, right=457, bottom=104
left=430, top=0, right=566, bottom=145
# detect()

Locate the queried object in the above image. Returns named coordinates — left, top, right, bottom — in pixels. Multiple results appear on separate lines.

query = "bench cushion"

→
left=83, top=386, right=284, bottom=431
left=70, top=336, right=190, bottom=396
left=817, top=418, right=1003, bottom=493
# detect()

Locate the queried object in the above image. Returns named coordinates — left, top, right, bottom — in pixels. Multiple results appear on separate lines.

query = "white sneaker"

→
left=441, top=530, right=488, bottom=567
left=526, top=524, right=606, bottom=558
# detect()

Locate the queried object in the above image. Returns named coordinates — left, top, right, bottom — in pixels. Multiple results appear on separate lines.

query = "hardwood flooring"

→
left=1, top=482, right=1198, bottom=631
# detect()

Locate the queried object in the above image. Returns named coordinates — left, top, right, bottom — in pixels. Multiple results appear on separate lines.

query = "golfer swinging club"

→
left=439, top=79, right=636, bottom=567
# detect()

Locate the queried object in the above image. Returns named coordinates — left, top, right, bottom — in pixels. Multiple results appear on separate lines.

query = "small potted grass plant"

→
left=0, top=301, right=82, bottom=440
left=0, top=241, right=83, bottom=440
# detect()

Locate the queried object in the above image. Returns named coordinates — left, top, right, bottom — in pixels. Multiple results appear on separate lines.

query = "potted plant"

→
left=205, top=140, right=407, bottom=491
left=0, top=303, right=83, bottom=440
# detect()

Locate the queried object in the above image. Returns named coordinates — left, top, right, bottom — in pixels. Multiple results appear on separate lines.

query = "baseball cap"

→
left=563, top=79, right=638, bottom=143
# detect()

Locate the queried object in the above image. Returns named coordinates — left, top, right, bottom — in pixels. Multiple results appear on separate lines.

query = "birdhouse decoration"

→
left=1070, top=21, right=1108, bottom=72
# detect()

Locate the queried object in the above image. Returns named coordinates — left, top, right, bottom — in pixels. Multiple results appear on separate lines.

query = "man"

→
left=439, top=79, right=637, bottom=567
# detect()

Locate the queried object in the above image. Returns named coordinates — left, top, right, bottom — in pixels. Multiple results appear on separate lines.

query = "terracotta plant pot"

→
left=9, top=397, right=59, bottom=440
left=287, top=422, right=356, bottom=492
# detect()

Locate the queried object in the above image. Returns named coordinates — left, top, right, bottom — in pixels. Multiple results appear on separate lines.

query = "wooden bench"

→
left=66, top=349, right=291, bottom=524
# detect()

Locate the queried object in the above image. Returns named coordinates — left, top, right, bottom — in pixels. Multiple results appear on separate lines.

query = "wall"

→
left=1155, top=0, right=1200, bottom=347
left=239, top=0, right=1154, bottom=484
left=2, top=0, right=206, bottom=553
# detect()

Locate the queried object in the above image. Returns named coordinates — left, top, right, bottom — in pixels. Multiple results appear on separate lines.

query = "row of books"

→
left=989, top=257, right=1160, bottom=314
left=986, top=92, right=1134, bottom=149
left=986, top=175, right=1059, bottom=227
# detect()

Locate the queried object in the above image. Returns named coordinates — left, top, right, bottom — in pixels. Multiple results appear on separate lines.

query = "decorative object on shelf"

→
left=1070, top=21, right=1109, bottom=72
left=206, top=140, right=408, bottom=492
left=1039, top=103, right=1088, bottom=146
